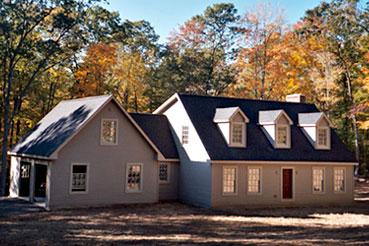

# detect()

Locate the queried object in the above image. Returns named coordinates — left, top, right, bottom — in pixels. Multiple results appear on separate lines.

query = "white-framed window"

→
left=276, top=125, right=290, bottom=148
left=70, top=163, right=89, bottom=194
left=181, top=125, right=189, bottom=144
left=101, top=119, right=118, bottom=145
left=126, top=163, right=143, bottom=192
left=316, top=127, right=330, bottom=149
left=248, top=167, right=262, bottom=194
left=159, top=163, right=170, bottom=184
left=230, top=122, right=245, bottom=147
left=334, top=167, right=346, bottom=193
left=312, top=167, right=325, bottom=193
left=222, top=166, right=237, bottom=195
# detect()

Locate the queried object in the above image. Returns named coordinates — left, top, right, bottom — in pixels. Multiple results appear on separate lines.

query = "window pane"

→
left=102, top=120, right=117, bottom=144
left=231, top=123, right=243, bottom=144
left=312, top=168, right=324, bottom=192
left=277, top=126, right=288, bottom=145
left=318, top=128, right=328, bottom=146
left=182, top=126, right=189, bottom=144
left=223, top=167, right=236, bottom=193
left=159, top=163, right=169, bottom=182
left=127, top=164, right=142, bottom=191
left=248, top=168, right=261, bottom=193
left=72, top=165, right=87, bottom=192
left=334, top=168, right=345, bottom=192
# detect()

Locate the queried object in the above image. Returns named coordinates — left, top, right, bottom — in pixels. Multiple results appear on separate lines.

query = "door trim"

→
left=281, top=167, right=295, bottom=201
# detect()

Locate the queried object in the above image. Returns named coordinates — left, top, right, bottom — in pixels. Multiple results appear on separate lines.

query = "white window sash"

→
left=126, top=163, right=143, bottom=193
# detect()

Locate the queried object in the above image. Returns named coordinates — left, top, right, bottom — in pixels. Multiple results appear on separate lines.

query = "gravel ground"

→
left=0, top=181, right=368, bottom=245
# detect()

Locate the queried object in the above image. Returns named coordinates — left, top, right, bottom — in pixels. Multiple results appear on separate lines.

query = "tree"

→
left=297, top=0, right=369, bottom=172
left=162, top=3, right=240, bottom=95
left=0, top=0, right=103, bottom=196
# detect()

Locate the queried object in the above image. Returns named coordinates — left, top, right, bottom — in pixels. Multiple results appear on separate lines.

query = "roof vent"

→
left=286, top=94, right=306, bottom=103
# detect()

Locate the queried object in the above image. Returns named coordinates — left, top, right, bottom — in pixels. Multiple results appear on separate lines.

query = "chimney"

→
left=286, top=94, right=306, bottom=103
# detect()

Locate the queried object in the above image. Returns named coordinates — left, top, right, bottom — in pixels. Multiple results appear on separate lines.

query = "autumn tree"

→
left=159, top=3, right=240, bottom=96
left=0, top=0, right=107, bottom=196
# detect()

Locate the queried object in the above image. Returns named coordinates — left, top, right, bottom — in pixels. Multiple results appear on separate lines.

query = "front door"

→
left=282, top=168, right=293, bottom=200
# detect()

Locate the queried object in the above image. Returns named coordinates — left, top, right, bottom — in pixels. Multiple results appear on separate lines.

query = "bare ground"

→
left=1, top=182, right=369, bottom=245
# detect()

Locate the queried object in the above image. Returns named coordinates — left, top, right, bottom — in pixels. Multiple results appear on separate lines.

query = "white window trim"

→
left=275, top=124, right=291, bottom=149
left=69, top=163, right=89, bottom=194
left=100, top=118, right=119, bottom=146
left=247, top=166, right=262, bottom=195
left=333, top=167, right=346, bottom=193
left=312, top=167, right=325, bottom=194
left=229, top=122, right=246, bottom=147
left=159, top=163, right=170, bottom=184
left=125, top=163, right=143, bottom=193
left=222, top=166, right=238, bottom=196
left=280, top=167, right=295, bottom=201
left=315, top=126, right=331, bottom=150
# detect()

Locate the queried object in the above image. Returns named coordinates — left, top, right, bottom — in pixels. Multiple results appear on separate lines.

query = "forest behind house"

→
left=0, top=0, right=368, bottom=195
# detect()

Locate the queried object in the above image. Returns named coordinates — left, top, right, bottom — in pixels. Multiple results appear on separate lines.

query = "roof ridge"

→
left=177, top=93, right=315, bottom=106
left=61, top=94, right=112, bottom=103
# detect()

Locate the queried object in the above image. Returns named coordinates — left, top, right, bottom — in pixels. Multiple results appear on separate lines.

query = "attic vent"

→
left=286, top=94, right=306, bottom=103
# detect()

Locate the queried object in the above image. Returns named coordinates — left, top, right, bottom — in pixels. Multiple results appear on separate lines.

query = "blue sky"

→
left=101, top=0, right=323, bottom=43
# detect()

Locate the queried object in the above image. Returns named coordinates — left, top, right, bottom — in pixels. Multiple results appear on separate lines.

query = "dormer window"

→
left=259, top=110, right=292, bottom=149
left=231, top=122, right=245, bottom=146
left=299, top=112, right=331, bottom=150
left=214, top=107, right=249, bottom=148
left=276, top=125, right=288, bottom=146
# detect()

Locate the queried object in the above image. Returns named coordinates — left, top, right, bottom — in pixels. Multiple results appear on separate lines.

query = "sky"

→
left=101, top=0, right=323, bottom=44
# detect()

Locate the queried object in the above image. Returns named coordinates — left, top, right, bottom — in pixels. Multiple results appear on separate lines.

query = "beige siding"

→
left=49, top=101, right=158, bottom=209
left=159, top=162, right=179, bottom=201
left=211, top=163, right=354, bottom=207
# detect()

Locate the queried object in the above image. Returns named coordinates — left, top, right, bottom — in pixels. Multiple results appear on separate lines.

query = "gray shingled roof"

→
left=130, top=113, right=178, bottom=159
left=298, top=112, right=325, bottom=126
left=11, top=95, right=112, bottom=158
left=177, top=93, right=356, bottom=162
left=213, top=107, right=240, bottom=122
left=259, top=110, right=289, bottom=124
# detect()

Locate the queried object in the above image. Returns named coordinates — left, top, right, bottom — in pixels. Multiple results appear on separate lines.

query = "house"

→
left=8, top=93, right=357, bottom=209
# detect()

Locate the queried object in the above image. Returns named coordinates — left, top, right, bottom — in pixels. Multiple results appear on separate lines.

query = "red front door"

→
left=282, top=169, right=293, bottom=199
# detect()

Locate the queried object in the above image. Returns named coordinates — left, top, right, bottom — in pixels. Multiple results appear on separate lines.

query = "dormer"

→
left=259, top=110, right=293, bottom=149
left=214, top=107, right=249, bottom=147
left=298, top=112, right=332, bottom=150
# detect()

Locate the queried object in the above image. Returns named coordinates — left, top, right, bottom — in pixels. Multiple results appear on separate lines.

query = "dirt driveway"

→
left=0, top=183, right=369, bottom=245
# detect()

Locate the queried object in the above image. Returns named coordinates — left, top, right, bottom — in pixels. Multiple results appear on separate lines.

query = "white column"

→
left=29, top=160, right=35, bottom=202
left=45, top=164, right=51, bottom=210
left=9, top=156, right=21, bottom=197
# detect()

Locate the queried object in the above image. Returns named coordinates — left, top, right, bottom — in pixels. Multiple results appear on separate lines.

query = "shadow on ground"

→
left=1, top=182, right=369, bottom=245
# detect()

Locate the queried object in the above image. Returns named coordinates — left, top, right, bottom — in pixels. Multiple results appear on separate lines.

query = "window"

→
left=312, top=167, right=324, bottom=193
left=230, top=122, right=245, bottom=146
left=223, top=166, right=237, bottom=194
left=21, top=164, right=30, bottom=178
left=276, top=125, right=288, bottom=146
left=159, top=163, right=170, bottom=183
left=317, top=127, right=330, bottom=148
left=70, top=164, right=88, bottom=193
left=182, top=126, right=189, bottom=144
left=126, top=163, right=142, bottom=192
left=248, top=167, right=261, bottom=194
left=334, top=168, right=345, bottom=193
left=101, top=119, right=118, bottom=145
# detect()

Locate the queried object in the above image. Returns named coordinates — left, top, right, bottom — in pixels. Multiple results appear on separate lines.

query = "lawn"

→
left=1, top=182, right=369, bottom=245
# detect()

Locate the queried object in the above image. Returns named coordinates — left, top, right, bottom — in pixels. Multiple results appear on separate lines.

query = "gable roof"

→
left=11, top=95, right=112, bottom=159
left=298, top=112, right=332, bottom=126
left=175, top=93, right=356, bottom=163
left=213, top=107, right=249, bottom=123
left=130, top=113, right=179, bottom=159
left=10, top=95, right=164, bottom=160
left=259, top=110, right=293, bottom=125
